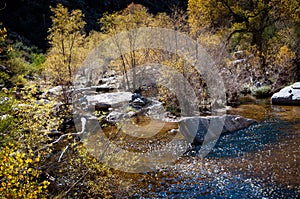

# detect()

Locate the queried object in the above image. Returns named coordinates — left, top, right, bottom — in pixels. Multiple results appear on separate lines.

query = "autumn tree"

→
left=188, top=0, right=299, bottom=98
left=100, top=3, right=156, bottom=91
left=188, top=0, right=299, bottom=64
left=45, top=3, right=86, bottom=101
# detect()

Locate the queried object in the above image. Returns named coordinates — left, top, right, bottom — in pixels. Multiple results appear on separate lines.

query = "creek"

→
left=117, top=99, right=300, bottom=198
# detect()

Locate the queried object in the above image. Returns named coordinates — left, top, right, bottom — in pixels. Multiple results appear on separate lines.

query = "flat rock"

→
left=86, top=92, right=132, bottom=108
left=179, top=115, right=257, bottom=145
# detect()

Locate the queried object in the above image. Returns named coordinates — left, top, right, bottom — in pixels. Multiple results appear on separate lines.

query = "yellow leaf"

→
left=25, top=158, right=33, bottom=164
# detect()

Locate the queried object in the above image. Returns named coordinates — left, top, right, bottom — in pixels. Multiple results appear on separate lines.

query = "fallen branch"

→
left=35, top=132, right=83, bottom=154
left=58, top=143, right=71, bottom=162
left=35, top=117, right=87, bottom=154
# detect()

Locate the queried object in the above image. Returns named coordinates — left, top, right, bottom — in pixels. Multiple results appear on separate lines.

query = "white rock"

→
left=292, top=82, right=300, bottom=89
left=86, top=92, right=132, bottom=108
left=272, top=82, right=300, bottom=105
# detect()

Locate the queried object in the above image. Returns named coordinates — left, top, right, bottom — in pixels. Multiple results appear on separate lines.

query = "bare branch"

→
left=35, top=132, right=82, bottom=154
left=36, top=117, right=86, bottom=154
left=58, top=143, right=71, bottom=162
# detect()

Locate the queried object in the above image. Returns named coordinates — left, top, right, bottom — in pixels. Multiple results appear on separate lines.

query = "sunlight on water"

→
left=126, top=101, right=300, bottom=198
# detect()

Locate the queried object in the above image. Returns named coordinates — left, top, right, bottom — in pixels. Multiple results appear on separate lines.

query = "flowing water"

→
left=117, top=99, right=300, bottom=198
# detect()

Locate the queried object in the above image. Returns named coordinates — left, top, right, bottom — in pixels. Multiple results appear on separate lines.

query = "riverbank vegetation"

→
left=0, top=0, right=299, bottom=197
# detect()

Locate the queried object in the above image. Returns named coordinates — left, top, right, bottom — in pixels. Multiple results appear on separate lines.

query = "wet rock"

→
left=179, top=115, right=257, bottom=145
left=131, top=98, right=146, bottom=108
left=131, top=93, right=143, bottom=101
left=162, top=112, right=180, bottom=122
left=127, top=111, right=137, bottom=118
left=271, top=82, right=300, bottom=105
left=106, top=111, right=138, bottom=123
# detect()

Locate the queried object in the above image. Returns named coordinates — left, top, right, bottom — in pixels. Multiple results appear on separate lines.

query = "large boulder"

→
left=179, top=115, right=257, bottom=145
left=271, top=82, right=300, bottom=105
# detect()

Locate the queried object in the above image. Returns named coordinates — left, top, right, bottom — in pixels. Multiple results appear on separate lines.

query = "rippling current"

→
left=117, top=100, right=300, bottom=198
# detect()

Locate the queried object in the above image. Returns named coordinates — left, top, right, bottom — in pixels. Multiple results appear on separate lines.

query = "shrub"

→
left=0, top=144, right=49, bottom=199
left=251, top=85, right=272, bottom=98
left=0, top=90, right=51, bottom=198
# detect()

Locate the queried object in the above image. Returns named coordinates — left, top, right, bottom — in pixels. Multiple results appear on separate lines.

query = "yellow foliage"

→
left=269, top=0, right=300, bottom=22
left=188, top=0, right=230, bottom=36
left=0, top=26, right=7, bottom=41
left=100, top=3, right=152, bottom=34
left=197, top=30, right=225, bottom=50
left=45, top=4, right=86, bottom=85
left=0, top=85, right=62, bottom=197
left=275, top=45, right=296, bottom=69
left=0, top=145, right=49, bottom=198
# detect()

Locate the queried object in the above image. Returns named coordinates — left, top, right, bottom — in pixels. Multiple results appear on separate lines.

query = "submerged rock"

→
left=179, top=115, right=257, bottom=145
left=271, top=82, right=300, bottom=105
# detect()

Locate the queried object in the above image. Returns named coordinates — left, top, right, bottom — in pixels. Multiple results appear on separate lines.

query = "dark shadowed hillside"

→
left=0, top=0, right=187, bottom=50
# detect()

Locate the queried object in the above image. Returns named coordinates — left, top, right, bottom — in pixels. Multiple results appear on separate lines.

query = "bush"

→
left=250, top=85, right=272, bottom=98
left=241, top=84, right=252, bottom=95
left=0, top=71, right=10, bottom=86
left=0, top=90, right=50, bottom=198
left=0, top=144, right=49, bottom=199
